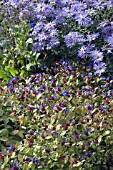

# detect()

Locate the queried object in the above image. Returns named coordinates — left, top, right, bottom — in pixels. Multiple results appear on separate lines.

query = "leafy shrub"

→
left=0, top=60, right=113, bottom=169
left=0, top=2, right=40, bottom=80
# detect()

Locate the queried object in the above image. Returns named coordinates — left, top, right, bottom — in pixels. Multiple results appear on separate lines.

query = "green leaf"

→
left=20, top=70, right=25, bottom=77
left=9, top=68, right=18, bottom=76
left=0, top=129, right=8, bottom=138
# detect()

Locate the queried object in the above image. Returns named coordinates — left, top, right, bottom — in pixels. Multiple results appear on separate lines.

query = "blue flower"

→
left=100, top=106, right=106, bottom=111
left=91, top=49, right=104, bottom=63
left=8, top=146, right=14, bottom=151
left=53, top=104, right=58, bottom=111
left=62, top=91, right=69, bottom=97
left=65, top=109, right=69, bottom=113
left=63, top=138, right=67, bottom=142
left=13, top=163, right=18, bottom=167
left=33, top=158, right=39, bottom=163
left=84, top=153, right=88, bottom=156
left=85, top=128, right=90, bottom=133
left=30, top=23, right=35, bottom=28
left=93, top=62, right=106, bottom=75
left=74, top=136, right=77, bottom=140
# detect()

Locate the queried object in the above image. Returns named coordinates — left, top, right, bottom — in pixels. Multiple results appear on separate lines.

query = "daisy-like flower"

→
left=105, top=33, right=113, bottom=47
left=75, top=12, right=93, bottom=26
left=65, top=32, right=84, bottom=47
left=98, top=20, right=109, bottom=28
left=106, top=0, right=113, bottom=8
left=91, top=49, right=104, bottom=63
left=92, top=0, right=106, bottom=10
left=77, top=46, right=88, bottom=58
left=87, top=33, right=99, bottom=42
left=93, top=62, right=106, bottom=75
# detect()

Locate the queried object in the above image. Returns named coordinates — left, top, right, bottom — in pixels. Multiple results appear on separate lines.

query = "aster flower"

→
left=72, top=1, right=87, bottom=10
left=98, top=20, right=109, bottom=28
left=54, top=9, right=66, bottom=24
left=77, top=46, right=88, bottom=58
left=75, top=12, right=93, bottom=26
left=105, top=33, right=113, bottom=47
left=44, top=21, right=56, bottom=31
left=91, top=49, right=104, bottom=63
left=65, top=32, right=84, bottom=47
left=92, top=0, right=106, bottom=10
left=63, top=6, right=75, bottom=18
left=106, top=0, right=113, bottom=8
left=93, top=62, right=106, bottom=75
left=87, top=33, right=99, bottom=42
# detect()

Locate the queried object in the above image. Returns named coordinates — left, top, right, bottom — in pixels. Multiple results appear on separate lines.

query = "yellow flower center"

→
left=98, top=66, right=101, bottom=70
left=96, top=56, right=99, bottom=59
left=80, top=49, right=83, bottom=52
left=81, top=17, right=85, bottom=20
left=72, top=1, right=75, bottom=4
left=67, top=10, right=70, bottom=13
left=79, top=4, right=83, bottom=7
left=76, top=35, right=79, bottom=38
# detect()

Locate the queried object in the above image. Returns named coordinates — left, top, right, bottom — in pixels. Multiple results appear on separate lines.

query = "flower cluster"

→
left=1, top=0, right=113, bottom=75
left=0, top=59, right=113, bottom=169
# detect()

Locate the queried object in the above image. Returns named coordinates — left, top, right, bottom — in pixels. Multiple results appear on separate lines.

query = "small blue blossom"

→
left=65, top=109, right=69, bottom=113
left=100, top=106, right=107, bottom=111
left=63, top=138, right=67, bottom=142
left=85, top=129, right=90, bottom=133
left=53, top=104, right=58, bottom=111
left=74, top=136, right=77, bottom=140
left=13, top=163, right=18, bottom=167
left=8, top=146, right=14, bottom=151
left=62, top=91, right=69, bottom=97
left=84, top=153, right=88, bottom=156
left=33, top=158, right=39, bottom=163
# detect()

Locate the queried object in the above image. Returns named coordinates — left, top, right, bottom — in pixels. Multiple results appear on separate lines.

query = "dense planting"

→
left=0, top=0, right=113, bottom=78
left=0, top=0, right=113, bottom=170
left=0, top=60, right=113, bottom=169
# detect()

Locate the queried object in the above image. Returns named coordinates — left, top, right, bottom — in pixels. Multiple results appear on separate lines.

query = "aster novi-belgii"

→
left=93, top=62, right=106, bottom=75
left=91, top=49, right=104, bottom=63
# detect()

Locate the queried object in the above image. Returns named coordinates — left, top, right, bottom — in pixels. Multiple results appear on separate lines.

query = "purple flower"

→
left=92, top=0, right=106, bottom=10
left=93, top=62, right=106, bottom=75
left=47, top=37, right=60, bottom=49
left=91, top=49, right=104, bottom=63
left=77, top=46, right=88, bottom=58
left=105, top=33, right=113, bottom=47
left=75, top=11, right=93, bottom=26
left=98, top=20, right=109, bottom=28
left=87, top=33, right=99, bottom=42
left=107, top=0, right=113, bottom=7
left=65, top=32, right=84, bottom=47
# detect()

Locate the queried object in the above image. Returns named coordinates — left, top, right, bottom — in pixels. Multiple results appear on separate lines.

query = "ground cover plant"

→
left=0, top=0, right=113, bottom=170
left=0, top=60, right=113, bottom=169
